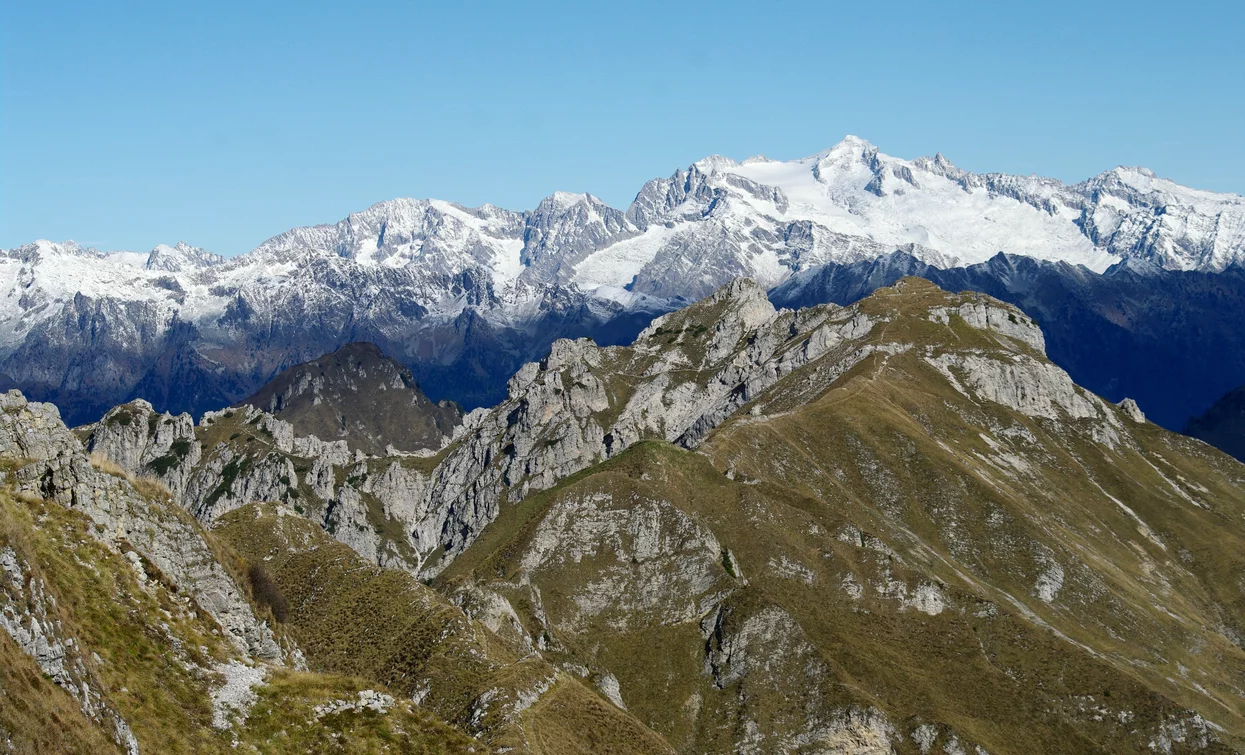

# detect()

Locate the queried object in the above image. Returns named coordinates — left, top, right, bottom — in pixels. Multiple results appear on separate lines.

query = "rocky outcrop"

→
left=0, top=391, right=283, bottom=662
left=517, top=492, right=732, bottom=633
left=930, top=299, right=1046, bottom=354
left=926, top=351, right=1108, bottom=422
left=1118, top=397, right=1147, bottom=424
left=83, top=399, right=201, bottom=499
left=84, top=399, right=427, bottom=574
left=702, top=602, right=898, bottom=753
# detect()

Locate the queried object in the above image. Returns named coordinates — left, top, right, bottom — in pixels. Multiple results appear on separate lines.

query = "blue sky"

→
left=2, top=0, right=1242, bottom=256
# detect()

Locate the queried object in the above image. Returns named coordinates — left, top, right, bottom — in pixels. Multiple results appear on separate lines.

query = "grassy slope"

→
left=0, top=487, right=477, bottom=754
left=439, top=279, right=1245, bottom=753
left=213, top=503, right=675, bottom=755
left=0, top=631, right=122, bottom=754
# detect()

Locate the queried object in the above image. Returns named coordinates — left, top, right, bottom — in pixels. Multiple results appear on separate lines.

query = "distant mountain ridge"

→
left=3, top=136, right=1245, bottom=427
left=236, top=342, right=461, bottom=456
left=1186, top=384, right=1245, bottom=462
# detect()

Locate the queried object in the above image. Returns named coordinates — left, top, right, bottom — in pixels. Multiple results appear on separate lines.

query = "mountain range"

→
left=4, top=277, right=1245, bottom=752
left=5, top=136, right=1245, bottom=442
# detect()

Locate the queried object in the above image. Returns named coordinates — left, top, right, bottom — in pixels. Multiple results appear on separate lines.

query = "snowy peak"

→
left=245, top=196, right=527, bottom=274
left=13, top=239, right=224, bottom=271
left=713, top=140, right=1245, bottom=273
left=811, top=134, right=881, bottom=176
left=1075, top=165, right=1245, bottom=271
left=521, top=191, right=636, bottom=279
left=8, top=239, right=103, bottom=262
left=691, top=154, right=740, bottom=173
left=146, top=241, right=223, bottom=272
left=541, top=190, right=592, bottom=211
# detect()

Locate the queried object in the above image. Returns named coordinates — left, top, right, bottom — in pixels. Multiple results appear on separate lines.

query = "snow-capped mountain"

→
left=3, top=136, right=1244, bottom=425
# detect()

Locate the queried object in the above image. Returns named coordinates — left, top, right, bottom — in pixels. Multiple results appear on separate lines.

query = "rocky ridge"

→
left=2, top=389, right=672, bottom=752
left=86, top=277, right=894, bottom=575
left=83, top=276, right=1137, bottom=583
left=0, top=392, right=283, bottom=661
left=433, top=278, right=1245, bottom=753
left=769, top=251, right=1245, bottom=431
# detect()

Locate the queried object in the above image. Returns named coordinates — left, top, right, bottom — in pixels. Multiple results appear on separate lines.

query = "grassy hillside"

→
left=214, top=503, right=674, bottom=754
left=0, top=630, right=123, bottom=754
left=0, top=486, right=477, bottom=753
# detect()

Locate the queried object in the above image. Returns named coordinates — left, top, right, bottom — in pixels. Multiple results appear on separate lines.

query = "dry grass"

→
left=214, top=503, right=675, bottom=753
left=89, top=451, right=174, bottom=501
left=88, top=450, right=127, bottom=477
left=0, top=633, right=123, bottom=754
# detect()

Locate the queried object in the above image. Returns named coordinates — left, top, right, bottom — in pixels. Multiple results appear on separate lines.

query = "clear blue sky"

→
left=2, top=0, right=1242, bottom=256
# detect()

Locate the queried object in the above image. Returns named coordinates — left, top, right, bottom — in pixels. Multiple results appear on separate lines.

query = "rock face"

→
left=926, top=351, right=1104, bottom=422
left=84, top=399, right=428, bottom=574
left=236, top=342, right=461, bottom=455
left=5, top=137, right=1245, bottom=427
left=80, top=398, right=202, bottom=499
